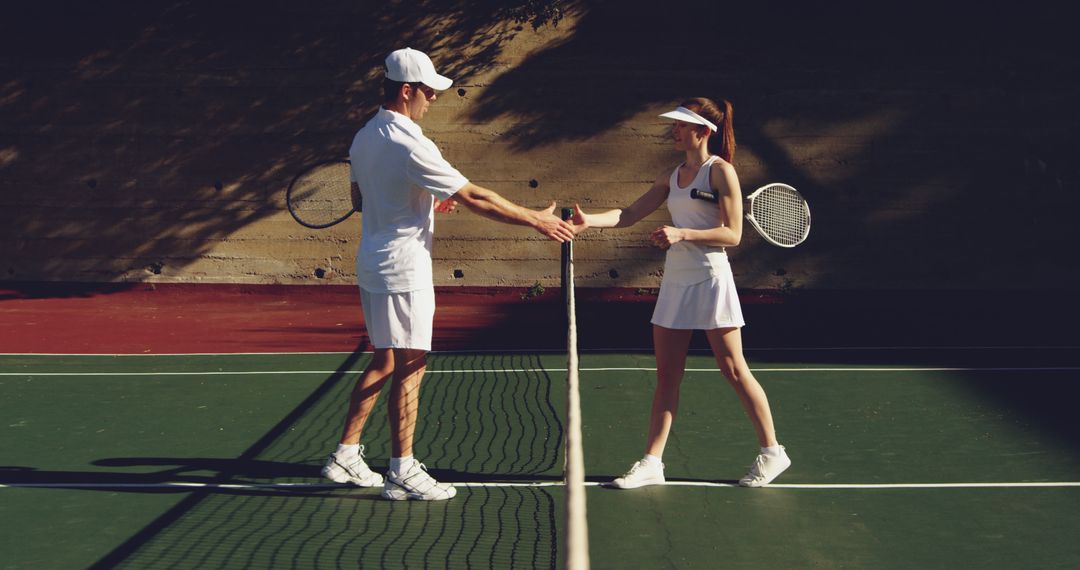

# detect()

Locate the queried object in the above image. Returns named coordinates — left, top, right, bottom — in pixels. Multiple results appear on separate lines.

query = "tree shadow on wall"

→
left=469, top=0, right=1080, bottom=290
left=2, top=0, right=1079, bottom=295
left=0, top=0, right=571, bottom=293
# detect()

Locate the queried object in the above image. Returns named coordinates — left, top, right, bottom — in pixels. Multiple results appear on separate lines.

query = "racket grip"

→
left=561, top=207, right=573, bottom=221
left=690, top=188, right=719, bottom=203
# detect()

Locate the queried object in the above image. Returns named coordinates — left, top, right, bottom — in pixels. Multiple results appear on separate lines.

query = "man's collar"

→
left=379, top=106, right=421, bottom=133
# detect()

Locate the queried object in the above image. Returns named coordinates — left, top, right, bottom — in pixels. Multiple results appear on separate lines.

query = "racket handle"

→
left=690, top=188, right=719, bottom=203
left=561, top=207, right=573, bottom=221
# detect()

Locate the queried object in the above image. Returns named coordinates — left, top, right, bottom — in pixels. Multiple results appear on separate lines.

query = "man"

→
left=321, top=47, right=574, bottom=501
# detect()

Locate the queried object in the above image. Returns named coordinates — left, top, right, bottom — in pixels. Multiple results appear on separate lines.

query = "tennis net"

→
left=561, top=208, right=590, bottom=570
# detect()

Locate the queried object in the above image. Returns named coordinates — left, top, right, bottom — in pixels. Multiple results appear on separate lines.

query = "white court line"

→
left=582, top=367, right=1080, bottom=373
left=2, top=346, right=1080, bottom=357
left=2, top=366, right=1080, bottom=377
left=3, top=481, right=1079, bottom=490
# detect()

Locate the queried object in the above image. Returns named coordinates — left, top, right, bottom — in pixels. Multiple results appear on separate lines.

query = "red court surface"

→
left=2, top=282, right=1077, bottom=354
left=0, top=283, right=571, bottom=354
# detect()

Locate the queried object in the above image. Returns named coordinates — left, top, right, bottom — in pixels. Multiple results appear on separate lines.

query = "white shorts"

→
left=359, top=287, right=435, bottom=351
left=650, top=267, right=745, bottom=330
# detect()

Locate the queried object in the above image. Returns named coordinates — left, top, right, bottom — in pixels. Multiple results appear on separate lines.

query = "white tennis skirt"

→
left=359, top=287, right=435, bottom=351
left=650, top=264, right=745, bottom=330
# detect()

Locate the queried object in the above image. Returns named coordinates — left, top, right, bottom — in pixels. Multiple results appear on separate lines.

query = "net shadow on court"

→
left=74, top=350, right=567, bottom=569
left=3, top=347, right=1080, bottom=568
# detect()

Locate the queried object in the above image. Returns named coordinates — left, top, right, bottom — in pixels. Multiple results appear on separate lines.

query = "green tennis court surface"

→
left=3, top=349, right=1079, bottom=568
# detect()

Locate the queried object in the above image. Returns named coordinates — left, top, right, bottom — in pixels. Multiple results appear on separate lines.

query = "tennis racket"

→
left=285, top=158, right=358, bottom=229
left=690, top=182, right=811, bottom=247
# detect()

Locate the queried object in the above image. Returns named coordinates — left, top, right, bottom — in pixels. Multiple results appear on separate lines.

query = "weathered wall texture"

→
left=3, top=1, right=1078, bottom=290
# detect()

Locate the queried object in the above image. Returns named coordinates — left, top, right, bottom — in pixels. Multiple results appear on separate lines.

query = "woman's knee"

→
left=654, top=367, right=686, bottom=396
left=721, top=369, right=737, bottom=384
left=719, top=365, right=745, bottom=386
left=723, top=368, right=766, bottom=401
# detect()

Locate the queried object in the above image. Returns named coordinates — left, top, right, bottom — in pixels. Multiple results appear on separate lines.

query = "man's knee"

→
left=392, top=348, right=427, bottom=376
left=369, top=349, right=395, bottom=375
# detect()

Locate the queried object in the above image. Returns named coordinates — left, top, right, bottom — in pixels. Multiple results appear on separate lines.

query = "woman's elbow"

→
left=723, top=228, right=741, bottom=247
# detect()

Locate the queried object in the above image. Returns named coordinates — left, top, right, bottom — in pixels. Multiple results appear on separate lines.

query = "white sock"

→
left=643, top=454, right=663, bottom=468
left=335, top=443, right=360, bottom=458
left=761, top=445, right=783, bottom=457
left=390, top=456, right=415, bottom=473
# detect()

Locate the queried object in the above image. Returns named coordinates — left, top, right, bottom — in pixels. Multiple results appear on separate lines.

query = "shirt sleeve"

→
left=405, top=144, right=469, bottom=200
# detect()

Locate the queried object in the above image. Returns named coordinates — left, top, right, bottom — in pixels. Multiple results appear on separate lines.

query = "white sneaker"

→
left=609, top=459, right=665, bottom=489
left=321, top=446, right=383, bottom=487
left=739, top=447, right=791, bottom=487
left=381, top=462, right=457, bottom=501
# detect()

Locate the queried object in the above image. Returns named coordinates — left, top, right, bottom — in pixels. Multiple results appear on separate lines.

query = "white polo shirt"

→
left=350, top=107, right=469, bottom=293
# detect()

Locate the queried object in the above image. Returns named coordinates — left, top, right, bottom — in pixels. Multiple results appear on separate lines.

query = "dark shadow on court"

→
left=955, top=370, right=1080, bottom=448
left=82, top=344, right=370, bottom=569
left=0, top=282, right=139, bottom=301
left=0, top=459, right=312, bottom=487
left=0, top=462, right=564, bottom=485
left=734, top=290, right=1080, bottom=359
left=574, top=290, right=1080, bottom=357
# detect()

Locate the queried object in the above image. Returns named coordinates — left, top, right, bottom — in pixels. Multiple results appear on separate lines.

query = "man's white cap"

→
left=659, top=106, right=718, bottom=132
left=384, top=47, right=453, bottom=91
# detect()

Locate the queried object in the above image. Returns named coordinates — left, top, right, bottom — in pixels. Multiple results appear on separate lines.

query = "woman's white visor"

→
left=658, top=106, right=718, bottom=132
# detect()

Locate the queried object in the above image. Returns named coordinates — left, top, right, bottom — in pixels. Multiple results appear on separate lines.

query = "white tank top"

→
left=663, top=156, right=729, bottom=285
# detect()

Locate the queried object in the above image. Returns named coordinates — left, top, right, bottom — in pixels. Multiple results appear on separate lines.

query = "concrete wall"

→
left=3, top=1, right=1078, bottom=290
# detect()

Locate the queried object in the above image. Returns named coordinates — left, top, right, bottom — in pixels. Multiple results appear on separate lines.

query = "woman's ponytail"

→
left=681, top=97, right=735, bottom=163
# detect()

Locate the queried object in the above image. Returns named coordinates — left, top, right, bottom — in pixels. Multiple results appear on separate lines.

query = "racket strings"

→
left=751, top=186, right=810, bottom=246
left=287, top=161, right=355, bottom=227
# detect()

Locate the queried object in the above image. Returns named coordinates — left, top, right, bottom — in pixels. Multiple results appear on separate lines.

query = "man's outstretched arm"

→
left=453, top=182, right=574, bottom=242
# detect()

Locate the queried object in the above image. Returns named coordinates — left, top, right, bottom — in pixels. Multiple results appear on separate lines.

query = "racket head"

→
left=285, top=158, right=357, bottom=229
left=744, top=183, right=811, bottom=247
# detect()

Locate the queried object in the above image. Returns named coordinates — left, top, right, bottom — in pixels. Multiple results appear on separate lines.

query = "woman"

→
left=572, top=97, right=791, bottom=488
